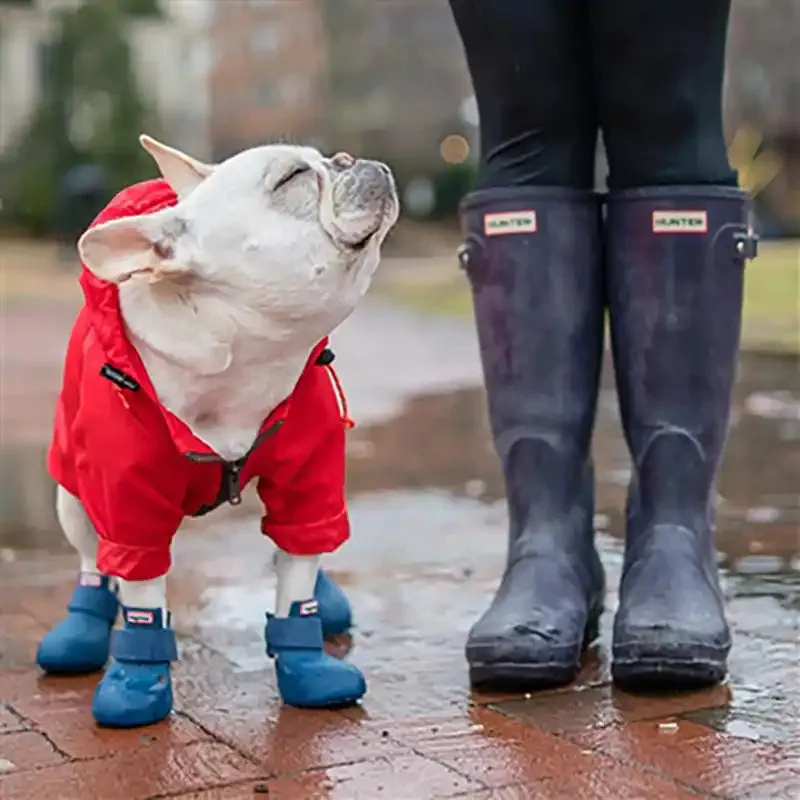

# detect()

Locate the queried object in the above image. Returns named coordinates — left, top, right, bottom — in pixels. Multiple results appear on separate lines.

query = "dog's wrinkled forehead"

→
left=184, top=144, right=323, bottom=218
left=210, top=144, right=321, bottom=188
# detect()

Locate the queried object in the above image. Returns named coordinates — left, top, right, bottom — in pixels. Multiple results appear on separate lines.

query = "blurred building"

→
left=0, top=0, right=61, bottom=152
left=208, top=0, right=329, bottom=160
left=206, top=0, right=472, bottom=172
left=129, top=0, right=212, bottom=159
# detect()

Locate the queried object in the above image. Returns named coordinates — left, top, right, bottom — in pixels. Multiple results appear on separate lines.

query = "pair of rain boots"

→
left=36, top=569, right=364, bottom=727
left=460, top=185, right=755, bottom=689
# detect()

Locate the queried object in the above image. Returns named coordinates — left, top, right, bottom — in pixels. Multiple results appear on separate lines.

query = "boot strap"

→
left=265, top=614, right=323, bottom=657
left=67, top=585, right=119, bottom=623
left=110, top=627, right=178, bottom=663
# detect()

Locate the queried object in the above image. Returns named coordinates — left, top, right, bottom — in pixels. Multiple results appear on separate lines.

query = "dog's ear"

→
left=78, top=208, right=191, bottom=285
left=139, top=134, right=215, bottom=199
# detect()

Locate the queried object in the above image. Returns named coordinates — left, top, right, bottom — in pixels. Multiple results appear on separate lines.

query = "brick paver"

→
left=572, top=719, right=800, bottom=797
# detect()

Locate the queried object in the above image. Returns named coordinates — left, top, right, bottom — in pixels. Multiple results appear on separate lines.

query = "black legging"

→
left=449, top=0, right=738, bottom=190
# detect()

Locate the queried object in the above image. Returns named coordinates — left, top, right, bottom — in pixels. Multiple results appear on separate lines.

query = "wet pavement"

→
left=0, top=292, right=799, bottom=799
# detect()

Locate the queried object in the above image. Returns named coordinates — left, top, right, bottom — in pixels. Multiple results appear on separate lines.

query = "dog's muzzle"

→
left=330, top=159, right=398, bottom=248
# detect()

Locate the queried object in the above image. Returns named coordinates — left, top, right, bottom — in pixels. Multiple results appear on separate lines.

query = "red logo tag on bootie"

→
left=126, top=610, right=155, bottom=625
left=298, top=600, right=319, bottom=616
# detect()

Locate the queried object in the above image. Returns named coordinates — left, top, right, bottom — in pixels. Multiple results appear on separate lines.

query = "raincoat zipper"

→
left=226, top=462, right=242, bottom=505
left=185, top=420, right=284, bottom=512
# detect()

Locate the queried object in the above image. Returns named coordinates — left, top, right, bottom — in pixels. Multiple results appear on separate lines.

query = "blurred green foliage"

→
left=430, top=163, right=477, bottom=219
left=0, top=0, right=161, bottom=236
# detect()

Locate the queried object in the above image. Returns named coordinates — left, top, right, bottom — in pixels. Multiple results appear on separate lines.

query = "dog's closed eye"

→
left=273, top=164, right=311, bottom=192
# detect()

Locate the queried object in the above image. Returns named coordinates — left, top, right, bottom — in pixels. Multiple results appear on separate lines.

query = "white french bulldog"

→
left=37, top=136, right=399, bottom=727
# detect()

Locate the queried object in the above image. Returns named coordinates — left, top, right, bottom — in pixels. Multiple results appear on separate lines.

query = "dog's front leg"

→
left=267, top=549, right=365, bottom=708
left=36, top=491, right=177, bottom=728
left=36, top=486, right=120, bottom=675
left=274, top=550, right=320, bottom=616
left=118, top=575, right=168, bottom=610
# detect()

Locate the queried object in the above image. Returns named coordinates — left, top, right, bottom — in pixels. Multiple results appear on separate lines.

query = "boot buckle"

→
left=734, top=229, right=759, bottom=261
left=457, top=243, right=470, bottom=270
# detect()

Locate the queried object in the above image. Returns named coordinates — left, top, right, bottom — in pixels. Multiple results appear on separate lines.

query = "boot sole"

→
left=469, top=661, right=579, bottom=690
left=468, top=609, right=602, bottom=691
left=38, top=663, right=107, bottom=676
left=612, top=654, right=727, bottom=690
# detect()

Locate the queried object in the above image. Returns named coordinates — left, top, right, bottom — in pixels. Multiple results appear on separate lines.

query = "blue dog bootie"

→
left=92, top=607, right=177, bottom=728
left=36, top=573, right=119, bottom=674
left=266, top=599, right=366, bottom=708
left=315, top=570, right=353, bottom=637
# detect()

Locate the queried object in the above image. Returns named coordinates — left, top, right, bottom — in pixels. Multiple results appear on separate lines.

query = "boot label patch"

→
left=484, top=210, right=537, bottom=236
left=125, top=610, right=154, bottom=625
left=79, top=573, right=103, bottom=588
left=652, top=210, right=708, bottom=233
left=298, top=600, right=319, bottom=616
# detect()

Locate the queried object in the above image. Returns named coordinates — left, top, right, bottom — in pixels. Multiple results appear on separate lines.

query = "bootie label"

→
left=652, top=210, right=708, bottom=233
left=125, top=610, right=155, bottom=625
left=484, top=211, right=537, bottom=236
left=298, top=600, right=319, bottom=616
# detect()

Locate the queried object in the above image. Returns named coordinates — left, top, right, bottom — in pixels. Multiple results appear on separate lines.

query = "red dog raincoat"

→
left=48, top=180, right=353, bottom=581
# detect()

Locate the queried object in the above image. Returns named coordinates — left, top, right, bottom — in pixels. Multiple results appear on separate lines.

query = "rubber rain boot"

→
left=606, top=186, right=757, bottom=688
left=36, top=573, right=119, bottom=674
left=92, top=607, right=177, bottom=728
left=266, top=599, right=366, bottom=708
left=315, top=570, right=352, bottom=637
left=460, top=187, right=606, bottom=688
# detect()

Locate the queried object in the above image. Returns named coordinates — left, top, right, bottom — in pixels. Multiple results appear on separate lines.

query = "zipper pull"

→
left=227, top=463, right=242, bottom=506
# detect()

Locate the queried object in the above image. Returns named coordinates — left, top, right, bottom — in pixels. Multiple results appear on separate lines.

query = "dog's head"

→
left=78, top=136, right=399, bottom=342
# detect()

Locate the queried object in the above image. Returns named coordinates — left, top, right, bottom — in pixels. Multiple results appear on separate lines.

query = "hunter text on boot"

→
left=484, top=210, right=537, bottom=236
left=652, top=210, right=708, bottom=233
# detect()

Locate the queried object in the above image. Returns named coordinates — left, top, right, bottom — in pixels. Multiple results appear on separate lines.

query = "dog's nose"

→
left=331, top=152, right=355, bottom=170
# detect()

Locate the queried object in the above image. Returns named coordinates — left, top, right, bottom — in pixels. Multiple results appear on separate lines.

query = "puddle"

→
left=345, top=350, right=800, bottom=580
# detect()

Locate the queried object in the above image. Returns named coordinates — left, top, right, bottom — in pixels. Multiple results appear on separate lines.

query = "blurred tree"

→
left=121, top=0, right=162, bottom=17
left=1, top=0, right=162, bottom=235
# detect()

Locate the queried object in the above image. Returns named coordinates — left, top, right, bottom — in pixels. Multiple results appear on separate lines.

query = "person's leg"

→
left=591, top=0, right=757, bottom=686
left=451, top=0, right=605, bottom=688
left=450, top=0, right=596, bottom=190
left=592, top=0, right=736, bottom=189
